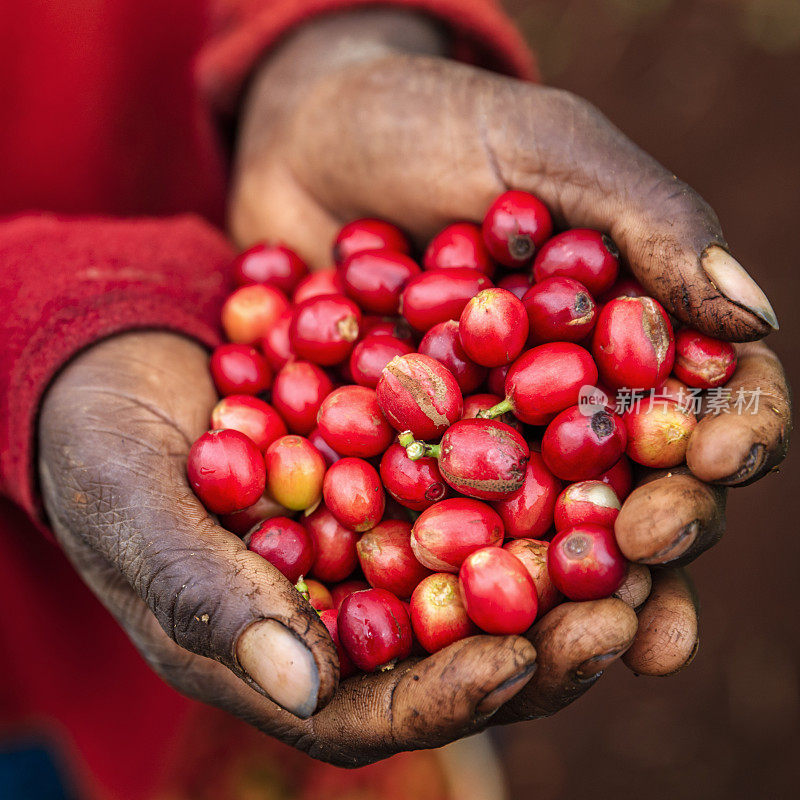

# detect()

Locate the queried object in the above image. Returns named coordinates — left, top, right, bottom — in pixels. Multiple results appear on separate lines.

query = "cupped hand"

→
left=229, top=9, right=790, bottom=673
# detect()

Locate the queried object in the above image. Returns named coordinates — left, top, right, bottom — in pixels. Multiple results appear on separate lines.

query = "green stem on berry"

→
left=478, top=398, right=514, bottom=420
left=405, top=441, right=427, bottom=461
left=397, top=430, right=416, bottom=448
left=295, top=576, right=310, bottom=601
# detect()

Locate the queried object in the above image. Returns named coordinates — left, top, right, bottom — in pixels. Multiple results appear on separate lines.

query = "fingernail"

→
left=476, top=663, right=536, bottom=714
left=575, top=650, right=623, bottom=681
left=720, top=443, right=767, bottom=485
left=237, top=619, right=319, bottom=718
left=641, top=520, right=698, bottom=565
left=702, top=246, right=779, bottom=330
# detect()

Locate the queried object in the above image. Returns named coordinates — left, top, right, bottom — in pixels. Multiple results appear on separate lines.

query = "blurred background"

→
left=495, top=0, right=799, bottom=797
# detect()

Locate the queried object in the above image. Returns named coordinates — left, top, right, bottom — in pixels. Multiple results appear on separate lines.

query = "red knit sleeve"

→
left=198, top=0, right=538, bottom=118
left=0, top=214, right=233, bottom=523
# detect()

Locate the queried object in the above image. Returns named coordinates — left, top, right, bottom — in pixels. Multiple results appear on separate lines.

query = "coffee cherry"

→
left=270, top=360, right=333, bottom=435
left=497, top=271, right=534, bottom=299
left=264, top=435, right=325, bottom=511
left=523, top=277, right=597, bottom=344
left=459, top=547, right=538, bottom=634
left=491, top=452, right=561, bottom=539
left=292, top=268, right=345, bottom=304
left=532, top=229, right=619, bottom=295
left=487, top=364, right=510, bottom=396
left=418, top=320, right=486, bottom=394
left=462, top=393, right=521, bottom=431
left=323, top=457, right=385, bottom=532
left=503, top=539, right=561, bottom=618
left=302, top=503, right=359, bottom=583
left=245, top=517, right=315, bottom=583
left=338, top=588, right=413, bottom=671
left=673, top=328, right=737, bottom=388
left=595, top=455, right=633, bottom=502
left=411, top=498, right=504, bottom=572
left=554, top=480, right=621, bottom=531
left=219, top=492, right=288, bottom=536
left=330, top=579, right=370, bottom=610
left=307, top=426, right=342, bottom=467
left=259, top=309, right=294, bottom=372
left=358, top=316, right=415, bottom=346
left=400, top=268, right=493, bottom=332
left=349, top=334, right=414, bottom=389
left=482, top=190, right=553, bottom=267
left=357, top=520, right=432, bottom=598
left=319, top=609, right=357, bottom=679
left=210, top=395, right=287, bottom=451
left=222, top=284, right=290, bottom=345
left=459, top=288, right=529, bottom=367
left=341, top=250, right=421, bottom=315
left=410, top=573, right=479, bottom=653
left=597, top=275, right=646, bottom=305
left=187, top=429, right=266, bottom=514
left=210, top=344, right=272, bottom=396
left=333, top=218, right=410, bottom=265
left=592, top=297, right=675, bottom=390
left=290, top=294, right=361, bottom=366
left=623, top=399, right=697, bottom=468
left=303, top=579, right=333, bottom=611
left=423, top=222, right=495, bottom=276
left=316, top=385, right=394, bottom=458
left=376, top=353, right=463, bottom=441
left=541, top=406, right=627, bottom=481
left=379, top=442, right=449, bottom=511
left=548, top=524, right=627, bottom=601
left=232, top=242, right=308, bottom=294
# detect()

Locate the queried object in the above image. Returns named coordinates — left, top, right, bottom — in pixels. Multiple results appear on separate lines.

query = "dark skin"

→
left=39, top=11, right=791, bottom=766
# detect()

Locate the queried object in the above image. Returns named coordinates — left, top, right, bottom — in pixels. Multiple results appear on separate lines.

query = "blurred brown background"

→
left=495, top=0, right=800, bottom=797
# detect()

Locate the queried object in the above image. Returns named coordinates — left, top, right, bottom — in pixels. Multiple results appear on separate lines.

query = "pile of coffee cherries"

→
left=187, top=190, right=737, bottom=675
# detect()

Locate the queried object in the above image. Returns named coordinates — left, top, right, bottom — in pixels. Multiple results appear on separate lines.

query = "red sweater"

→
left=0, top=2, right=533, bottom=797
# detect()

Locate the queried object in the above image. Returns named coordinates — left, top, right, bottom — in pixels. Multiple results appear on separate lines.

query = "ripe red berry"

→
left=418, top=320, right=487, bottom=394
left=503, top=539, right=561, bottom=618
left=497, top=271, right=534, bottom=299
left=210, top=344, right=272, bottom=396
left=554, top=480, right=621, bottom=531
left=597, top=275, right=646, bottom=305
left=592, top=297, right=675, bottom=390
left=459, top=547, right=538, bottom=634
left=411, top=498, right=504, bottom=572
left=301, top=578, right=333, bottom=611
left=595, top=455, right=633, bottom=502
left=319, top=608, right=356, bottom=679
left=623, top=399, right=697, bottom=468
left=541, top=406, right=627, bottom=481
left=290, top=294, right=361, bottom=366
left=416, top=418, right=529, bottom=501
left=357, top=519, right=432, bottom=598
left=532, top=229, right=619, bottom=295
left=376, top=353, right=463, bottom=441
left=333, top=218, right=411, bottom=265
left=302, top=503, right=359, bottom=583
left=187, top=429, right=266, bottom=514
left=482, top=190, right=553, bottom=268
left=483, top=343, right=598, bottom=425
left=358, top=316, right=415, bottom=346
left=349, top=334, right=414, bottom=389
left=264, top=435, right=325, bottom=511
left=487, top=364, right=510, bottom=396
left=423, top=222, right=495, bottom=277
left=246, top=517, right=315, bottom=583
left=259, top=309, right=294, bottom=372
left=221, top=284, right=290, bottom=345
left=491, top=452, right=561, bottom=539
left=323, top=457, right=385, bottom=532
left=292, top=268, right=345, bottom=304
left=341, top=250, right=421, bottom=315
left=379, top=442, right=449, bottom=511
left=210, top=395, right=287, bottom=451
left=232, top=243, right=308, bottom=294
left=548, top=524, right=627, bottom=601
left=459, top=288, right=529, bottom=367
left=673, top=328, right=737, bottom=388
left=400, top=268, right=493, bottom=332
left=330, top=579, right=370, bottom=610
left=410, top=573, right=479, bottom=653
left=462, top=393, right=521, bottom=430
left=270, top=360, right=333, bottom=435
left=338, top=588, right=413, bottom=672
left=523, top=276, right=597, bottom=344
left=219, top=492, right=288, bottom=536
left=316, top=385, right=394, bottom=458
left=307, top=426, right=342, bottom=467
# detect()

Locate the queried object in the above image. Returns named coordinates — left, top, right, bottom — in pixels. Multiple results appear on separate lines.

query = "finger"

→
left=39, top=332, right=337, bottom=717
left=615, top=469, right=726, bottom=566
left=686, top=341, right=792, bottom=485
left=623, top=567, right=699, bottom=676
left=282, top=55, right=775, bottom=339
left=492, top=598, right=638, bottom=724
left=305, top=634, right=536, bottom=765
